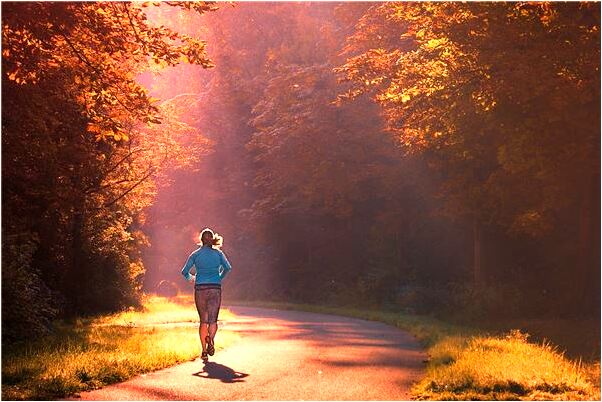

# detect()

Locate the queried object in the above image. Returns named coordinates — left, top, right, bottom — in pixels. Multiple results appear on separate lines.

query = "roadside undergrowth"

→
left=234, top=301, right=600, bottom=401
left=2, top=295, right=239, bottom=400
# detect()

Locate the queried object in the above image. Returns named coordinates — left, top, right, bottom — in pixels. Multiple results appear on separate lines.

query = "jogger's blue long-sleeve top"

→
left=181, top=245, right=232, bottom=284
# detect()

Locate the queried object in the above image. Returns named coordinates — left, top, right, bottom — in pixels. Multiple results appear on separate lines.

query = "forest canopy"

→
left=2, top=1, right=216, bottom=342
left=2, top=1, right=600, bottom=343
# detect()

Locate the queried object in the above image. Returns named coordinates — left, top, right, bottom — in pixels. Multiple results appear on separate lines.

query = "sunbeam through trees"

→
left=2, top=0, right=600, bottom=351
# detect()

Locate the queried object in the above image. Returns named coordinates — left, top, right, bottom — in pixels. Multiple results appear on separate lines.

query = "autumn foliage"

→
left=2, top=2, right=600, bottom=343
left=2, top=1, right=216, bottom=342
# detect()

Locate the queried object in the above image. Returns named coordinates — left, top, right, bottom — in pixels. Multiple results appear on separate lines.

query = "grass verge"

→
left=231, top=301, right=600, bottom=401
left=2, top=295, right=238, bottom=400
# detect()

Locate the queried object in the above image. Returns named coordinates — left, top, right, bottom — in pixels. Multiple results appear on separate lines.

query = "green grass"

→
left=232, top=301, right=600, bottom=401
left=4, top=297, right=598, bottom=400
left=479, top=317, right=601, bottom=362
left=2, top=296, right=239, bottom=400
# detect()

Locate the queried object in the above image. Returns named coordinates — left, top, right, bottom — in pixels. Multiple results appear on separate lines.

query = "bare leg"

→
left=195, top=289, right=208, bottom=356
left=199, top=323, right=208, bottom=353
left=209, top=322, right=218, bottom=342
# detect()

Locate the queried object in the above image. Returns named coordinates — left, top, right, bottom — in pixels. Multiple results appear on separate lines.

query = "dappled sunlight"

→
left=2, top=2, right=599, bottom=401
left=413, top=330, right=598, bottom=400
left=93, top=295, right=235, bottom=327
left=232, top=303, right=601, bottom=401
left=2, top=296, right=240, bottom=400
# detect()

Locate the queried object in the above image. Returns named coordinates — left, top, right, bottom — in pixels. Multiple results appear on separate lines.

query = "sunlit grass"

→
left=94, top=294, right=235, bottom=327
left=234, top=301, right=600, bottom=401
left=2, top=295, right=239, bottom=400
left=414, top=330, right=597, bottom=400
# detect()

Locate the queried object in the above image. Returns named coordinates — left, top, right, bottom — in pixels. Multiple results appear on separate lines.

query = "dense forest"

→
left=2, top=1, right=600, bottom=344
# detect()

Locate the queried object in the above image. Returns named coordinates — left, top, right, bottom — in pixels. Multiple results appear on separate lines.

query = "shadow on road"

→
left=222, top=306, right=426, bottom=370
left=193, top=362, right=249, bottom=383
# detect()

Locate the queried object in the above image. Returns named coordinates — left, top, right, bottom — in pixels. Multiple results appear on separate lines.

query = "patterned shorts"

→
left=194, top=284, right=222, bottom=324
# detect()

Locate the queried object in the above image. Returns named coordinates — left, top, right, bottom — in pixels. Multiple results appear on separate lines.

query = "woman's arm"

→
left=181, top=253, right=196, bottom=282
left=219, top=250, right=232, bottom=279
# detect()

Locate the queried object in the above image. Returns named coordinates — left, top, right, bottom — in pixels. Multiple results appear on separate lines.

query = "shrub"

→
left=156, top=280, right=178, bottom=297
left=1, top=232, right=58, bottom=344
left=393, top=282, right=523, bottom=319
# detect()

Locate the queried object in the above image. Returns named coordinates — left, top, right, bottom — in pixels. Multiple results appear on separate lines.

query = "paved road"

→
left=71, top=306, right=427, bottom=400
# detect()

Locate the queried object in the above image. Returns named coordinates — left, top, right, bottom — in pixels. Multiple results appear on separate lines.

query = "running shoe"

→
left=206, top=336, right=215, bottom=356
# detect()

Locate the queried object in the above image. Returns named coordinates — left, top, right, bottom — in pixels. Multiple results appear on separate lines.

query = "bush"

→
left=2, top=232, right=58, bottom=344
left=446, top=282, right=522, bottom=321
left=395, top=284, right=451, bottom=314
left=393, top=282, right=523, bottom=319
left=156, top=280, right=178, bottom=297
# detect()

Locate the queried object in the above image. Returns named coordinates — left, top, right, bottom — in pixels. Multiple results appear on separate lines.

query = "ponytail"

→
left=212, top=232, right=223, bottom=249
left=200, top=228, right=223, bottom=249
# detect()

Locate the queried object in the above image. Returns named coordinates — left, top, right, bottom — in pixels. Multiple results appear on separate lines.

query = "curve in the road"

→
left=71, top=306, right=427, bottom=400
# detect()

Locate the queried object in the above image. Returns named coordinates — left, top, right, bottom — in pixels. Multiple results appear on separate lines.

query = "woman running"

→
left=181, top=228, right=232, bottom=362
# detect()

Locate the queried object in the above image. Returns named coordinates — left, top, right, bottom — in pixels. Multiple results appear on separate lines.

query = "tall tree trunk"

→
left=473, top=216, right=483, bottom=287
left=575, top=171, right=598, bottom=312
left=395, top=226, right=401, bottom=268
left=66, top=204, right=86, bottom=313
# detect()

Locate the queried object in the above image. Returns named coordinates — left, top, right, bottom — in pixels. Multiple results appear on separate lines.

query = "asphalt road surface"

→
left=71, top=306, right=427, bottom=400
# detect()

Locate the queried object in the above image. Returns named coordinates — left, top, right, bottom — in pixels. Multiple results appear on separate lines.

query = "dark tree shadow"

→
left=193, top=361, right=249, bottom=383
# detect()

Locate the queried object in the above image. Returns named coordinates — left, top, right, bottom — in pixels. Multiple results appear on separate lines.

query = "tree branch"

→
left=102, top=166, right=156, bottom=208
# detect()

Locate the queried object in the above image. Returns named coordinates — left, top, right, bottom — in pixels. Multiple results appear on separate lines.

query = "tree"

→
left=139, top=2, right=468, bottom=305
left=2, top=1, right=216, bottom=332
left=337, top=2, right=600, bottom=297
